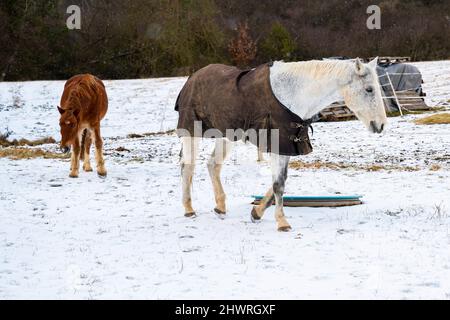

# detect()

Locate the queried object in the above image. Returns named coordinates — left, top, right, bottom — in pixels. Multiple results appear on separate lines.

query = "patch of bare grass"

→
left=430, top=164, right=442, bottom=171
left=115, top=146, right=130, bottom=152
left=0, top=131, right=56, bottom=148
left=0, top=148, right=69, bottom=160
left=289, top=160, right=420, bottom=172
left=127, top=129, right=176, bottom=139
left=387, top=109, right=434, bottom=118
left=414, top=113, right=450, bottom=125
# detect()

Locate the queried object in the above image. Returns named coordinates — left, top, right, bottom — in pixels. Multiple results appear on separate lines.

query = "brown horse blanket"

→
left=175, top=63, right=313, bottom=156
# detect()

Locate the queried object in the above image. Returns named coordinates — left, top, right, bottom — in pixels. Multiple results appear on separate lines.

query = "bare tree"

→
left=228, top=22, right=257, bottom=68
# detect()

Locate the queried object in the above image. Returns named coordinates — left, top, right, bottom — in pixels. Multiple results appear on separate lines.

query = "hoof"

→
left=277, top=225, right=292, bottom=232
left=69, top=172, right=79, bottom=178
left=83, top=165, right=93, bottom=172
left=214, top=208, right=226, bottom=219
left=184, top=212, right=196, bottom=218
left=97, top=171, right=107, bottom=178
left=251, top=206, right=261, bottom=223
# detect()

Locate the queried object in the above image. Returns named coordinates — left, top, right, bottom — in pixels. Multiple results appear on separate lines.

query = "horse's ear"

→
left=57, top=106, right=65, bottom=114
left=355, top=58, right=365, bottom=76
left=368, top=57, right=379, bottom=69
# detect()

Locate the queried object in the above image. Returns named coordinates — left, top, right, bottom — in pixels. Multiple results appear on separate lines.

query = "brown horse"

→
left=58, top=74, right=108, bottom=178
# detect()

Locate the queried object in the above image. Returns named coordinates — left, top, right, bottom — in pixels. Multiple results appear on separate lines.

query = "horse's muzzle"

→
left=370, top=121, right=385, bottom=134
left=61, top=146, right=70, bottom=154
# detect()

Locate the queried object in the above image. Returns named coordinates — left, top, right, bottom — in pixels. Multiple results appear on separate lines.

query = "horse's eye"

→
left=366, top=87, right=374, bottom=93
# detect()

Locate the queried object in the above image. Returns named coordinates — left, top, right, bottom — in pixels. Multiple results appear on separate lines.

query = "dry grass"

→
left=115, top=146, right=130, bottom=152
left=0, top=135, right=56, bottom=147
left=0, top=131, right=62, bottom=160
left=414, top=113, right=450, bottom=125
left=127, top=129, right=176, bottom=139
left=386, top=109, right=433, bottom=118
left=289, top=160, right=420, bottom=172
left=0, top=148, right=69, bottom=160
left=430, top=164, right=442, bottom=171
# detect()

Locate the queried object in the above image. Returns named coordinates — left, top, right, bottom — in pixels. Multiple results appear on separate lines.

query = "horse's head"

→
left=340, top=58, right=387, bottom=133
left=58, top=106, right=79, bottom=153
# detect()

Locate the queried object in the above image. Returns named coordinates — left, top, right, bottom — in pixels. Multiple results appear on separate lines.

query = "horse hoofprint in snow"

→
left=175, top=58, right=387, bottom=232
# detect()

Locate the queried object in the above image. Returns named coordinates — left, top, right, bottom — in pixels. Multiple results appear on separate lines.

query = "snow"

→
left=1, top=61, right=450, bottom=299
left=411, top=61, right=450, bottom=108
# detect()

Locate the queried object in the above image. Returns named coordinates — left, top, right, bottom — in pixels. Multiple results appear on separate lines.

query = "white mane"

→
left=270, top=60, right=357, bottom=119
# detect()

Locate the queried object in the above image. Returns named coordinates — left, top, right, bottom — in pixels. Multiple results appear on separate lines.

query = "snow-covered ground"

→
left=0, top=61, right=449, bottom=299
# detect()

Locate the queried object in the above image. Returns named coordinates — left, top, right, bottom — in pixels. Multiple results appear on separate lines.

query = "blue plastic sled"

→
left=251, top=195, right=363, bottom=207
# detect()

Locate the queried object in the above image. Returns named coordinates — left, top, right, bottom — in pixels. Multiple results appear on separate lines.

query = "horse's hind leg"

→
left=93, top=125, right=107, bottom=177
left=207, top=138, right=232, bottom=217
left=82, top=130, right=93, bottom=172
left=257, top=149, right=265, bottom=162
left=181, top=137, right=199, bottom=217
left=80, top=129, right=86, bottom=162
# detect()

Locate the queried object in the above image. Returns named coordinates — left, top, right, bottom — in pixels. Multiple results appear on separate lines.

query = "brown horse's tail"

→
left=79, top=129, right=87, bottom=161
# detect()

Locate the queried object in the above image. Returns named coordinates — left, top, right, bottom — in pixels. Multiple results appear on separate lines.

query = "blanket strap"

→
left=289, top=119, right=314, bottom=142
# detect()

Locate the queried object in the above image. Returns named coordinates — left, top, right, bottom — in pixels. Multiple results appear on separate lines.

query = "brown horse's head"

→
left=58, top=106, right=79, bottom=153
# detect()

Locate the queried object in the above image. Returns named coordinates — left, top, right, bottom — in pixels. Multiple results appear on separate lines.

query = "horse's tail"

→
left=175, top=75, right=192, bottom=112
left=174, top=92, right=181, bottom=112
left=79, top=128, right=87, bottom=161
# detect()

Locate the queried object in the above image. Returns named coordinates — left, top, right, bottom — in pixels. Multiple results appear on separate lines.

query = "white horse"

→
left=180, top=58, right=387, bottom=231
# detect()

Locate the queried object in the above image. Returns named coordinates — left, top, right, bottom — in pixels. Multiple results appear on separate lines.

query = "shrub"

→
left=260, top=22, right=297, bottom=61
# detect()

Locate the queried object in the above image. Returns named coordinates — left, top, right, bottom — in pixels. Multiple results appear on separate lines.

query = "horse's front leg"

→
left=272, top=154, right=291, bottom=232
left=251, top=154, right=291, bottom=231
left=69, top=135, right=81, bottom=178
left=251, top=188, right=274, bottom=222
